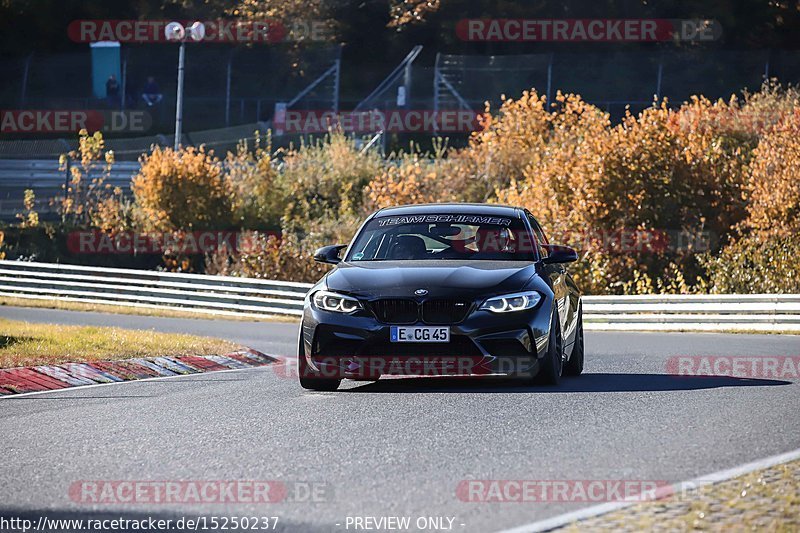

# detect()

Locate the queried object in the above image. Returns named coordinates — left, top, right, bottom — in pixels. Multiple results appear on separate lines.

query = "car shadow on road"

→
left=342, top=372, right=792, bottom=393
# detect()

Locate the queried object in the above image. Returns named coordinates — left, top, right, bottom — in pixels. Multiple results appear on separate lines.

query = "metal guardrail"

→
left=0, top=260, right=310, bottom=318
left=582, top=294, right=800, bottom=332
left=0, top=159, right=140, bottom=187
left=0, top=260, right=798, bottom=331
left=0, top=159, right=141, bottom=220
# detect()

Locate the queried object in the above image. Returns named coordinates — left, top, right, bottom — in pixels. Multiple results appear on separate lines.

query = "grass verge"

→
left=0, top=296, right=298, bottom=323
left=560, top=459, right=800, bottom=532
left=0, top=317, right=239, bottom=368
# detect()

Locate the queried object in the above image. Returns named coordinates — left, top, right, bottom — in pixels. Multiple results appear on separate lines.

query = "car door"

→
left=526, top=212, right=578, bottom=350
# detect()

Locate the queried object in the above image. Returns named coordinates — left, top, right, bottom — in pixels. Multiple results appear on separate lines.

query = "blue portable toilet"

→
left=90, top=41, right=121, bottom=98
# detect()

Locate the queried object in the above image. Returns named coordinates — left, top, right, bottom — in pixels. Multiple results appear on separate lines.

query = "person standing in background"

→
left=105, top=74, right=120, bottom=107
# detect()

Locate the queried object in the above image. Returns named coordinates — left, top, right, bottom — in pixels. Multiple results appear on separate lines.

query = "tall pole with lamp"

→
left=165, top=21, right=205, bottom=150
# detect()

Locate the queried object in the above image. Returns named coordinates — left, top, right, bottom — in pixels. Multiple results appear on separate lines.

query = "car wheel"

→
left=535, top=308, right=563, bottom=385
left=563, top=306, right=584, bottom=376
left=298, top=337, right=341, bottom=391
left=299, top=376, right=341, bottom=391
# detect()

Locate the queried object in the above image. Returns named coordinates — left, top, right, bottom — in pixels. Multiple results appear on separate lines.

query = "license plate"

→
left=390, top=326, right=450, bottom=343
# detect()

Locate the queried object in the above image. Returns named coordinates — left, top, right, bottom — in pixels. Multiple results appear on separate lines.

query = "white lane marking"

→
left=0, top=361, right=287, bottom=400
left=496, top=446, right=800, bottom=533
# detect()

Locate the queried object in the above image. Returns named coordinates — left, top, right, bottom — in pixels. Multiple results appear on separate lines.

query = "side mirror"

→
left=542, top=244, right=578, bottom=264
left=313, top=244, right=347, bottom=265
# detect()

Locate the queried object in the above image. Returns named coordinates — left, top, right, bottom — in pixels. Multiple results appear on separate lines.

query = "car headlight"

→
left=312, top=290, right=362, bottom=314
left=479, top=291, right=541, bottom=313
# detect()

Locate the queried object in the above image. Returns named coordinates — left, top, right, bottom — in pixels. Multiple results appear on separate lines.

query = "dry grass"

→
left=560, top=459, right=800, bottom=532
left=0, top=318, right=239, bottom=368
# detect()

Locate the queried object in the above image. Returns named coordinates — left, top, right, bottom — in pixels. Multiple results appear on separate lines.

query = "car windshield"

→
left=346, top=214, right=538, bottom=261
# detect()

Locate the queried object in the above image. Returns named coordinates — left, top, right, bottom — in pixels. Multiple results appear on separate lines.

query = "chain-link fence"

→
left=1, top=45, right=341, bottom=132
left=2, top=47, right=800, bottom=158
left=433, top=49, right=798, bottom=120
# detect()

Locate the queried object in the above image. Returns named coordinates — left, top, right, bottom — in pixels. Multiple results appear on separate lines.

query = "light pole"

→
left=165, top=21, right=205, bottom=150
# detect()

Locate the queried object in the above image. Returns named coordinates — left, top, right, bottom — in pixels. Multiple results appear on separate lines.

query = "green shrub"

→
left=278, top=132, right=383, bottom=225
left=225, top=133, right=283, bottom=231
left=700, top=233, right=800, bottom=294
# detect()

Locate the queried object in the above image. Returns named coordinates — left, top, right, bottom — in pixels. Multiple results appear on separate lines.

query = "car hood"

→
left=324, top=260, right=537, bottom=300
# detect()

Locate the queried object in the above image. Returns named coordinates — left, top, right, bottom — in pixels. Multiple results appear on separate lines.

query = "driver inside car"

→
left=472, top=226, right=516, bottom=259
left=390, top=235, right=428, bottom=260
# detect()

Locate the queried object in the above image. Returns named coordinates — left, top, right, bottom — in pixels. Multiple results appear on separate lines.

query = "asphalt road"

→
left=1, top=306, right=799, bottom=532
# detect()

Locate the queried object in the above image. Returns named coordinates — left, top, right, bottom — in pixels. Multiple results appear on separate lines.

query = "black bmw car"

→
left=298, top=203, right=584, bottom=391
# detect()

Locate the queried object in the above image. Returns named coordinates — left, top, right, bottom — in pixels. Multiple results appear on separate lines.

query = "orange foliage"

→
left=743, top=108, right=800, bottom=234
left=47, top=84, right=800, bottom=292
left=131, top=146, right=232, bottom=232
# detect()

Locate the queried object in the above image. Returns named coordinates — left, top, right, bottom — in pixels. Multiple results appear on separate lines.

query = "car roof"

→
left=375, top=203, right=523, bottom=218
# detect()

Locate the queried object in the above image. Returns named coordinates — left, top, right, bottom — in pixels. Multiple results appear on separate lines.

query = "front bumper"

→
left=300, top=299, right=552, bottom=380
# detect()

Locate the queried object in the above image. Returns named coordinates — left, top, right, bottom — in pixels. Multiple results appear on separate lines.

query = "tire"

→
left=299, top=376, right=341, bottom=391
left=298, top=337, right=341, bottom=391
left=563, top=306, right=584, bottom=377
left=536, top=308, right=563, bottom=385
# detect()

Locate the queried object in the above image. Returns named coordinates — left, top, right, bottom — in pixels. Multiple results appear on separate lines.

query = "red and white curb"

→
left=0, top=349, right=277, bottom=396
